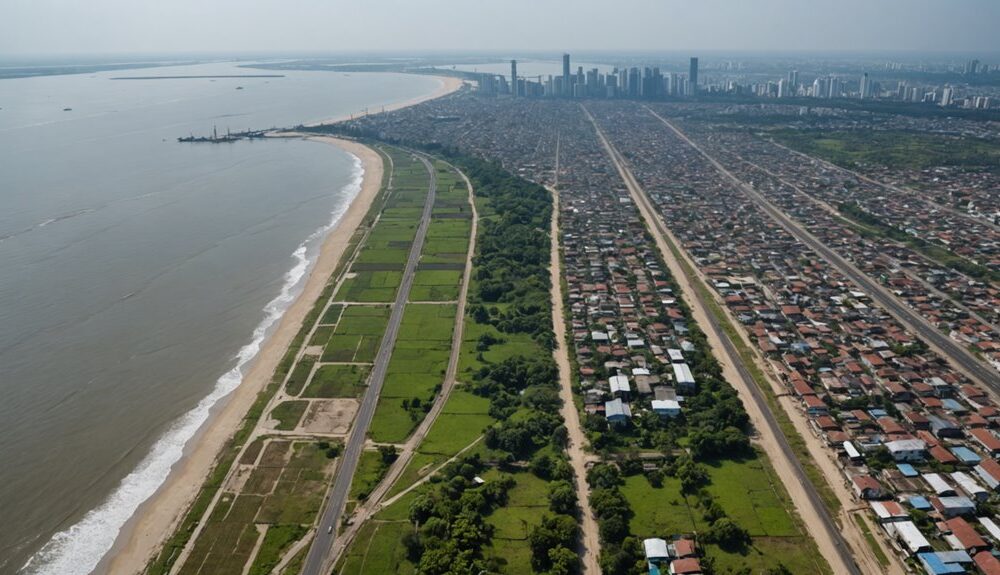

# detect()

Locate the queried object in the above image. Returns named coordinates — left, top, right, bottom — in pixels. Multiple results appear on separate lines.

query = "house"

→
left=886, top=439, right=926, bottom=462
left=652, top=399, right=682, bottom=418
left=924, top=473, right=957, bottom=497
left=668, top=558, right=702, bottom=575
left=950, top=446, right=982, bottom=466
left=643, top=538, right=670, bottom=563
left=917, top=551, right=973, bottom=575
left=606, top=398, right=632, bottom=427
left=844, top=441, right=864, bottom=464
left=943, top=517, right=989, bottom=553
left=975, top=552, right=1000, bottom=575
left=870, top=500, right=909, bottom=524
left=667, top=348, right=684, bottom=363
left=975, top=459, right=1000, bottom=490
left=950, top=471, right=989, bottom=502
left=971, top=428, right=1000, bottom=456
left=928, top=415, right=963, bottom=439
left=851, top=474, right=889, bottom=500
left=610, top=375, right=632, bottom=400
left=887, top=521, right=932, bottom=555
left=931, top=496, right=976, bottom=518
left=803, top=395, right=829, bottom=416
left=980, top=517, right=1000, bottom=544
left=670, top=538, right=697, bottom=559
left=672, top=363, right=696, bottom=393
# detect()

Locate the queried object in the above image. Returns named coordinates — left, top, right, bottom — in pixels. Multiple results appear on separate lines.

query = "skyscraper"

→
left=688, top=57, right=699, bottom=96
left=511, top=60, right=518, bottom=98
left=859, top=72, right=870, bottom=99
left=562, top=53, right=571, bottom=97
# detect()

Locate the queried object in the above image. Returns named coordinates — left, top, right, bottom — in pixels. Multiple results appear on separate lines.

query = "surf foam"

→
left=21, top=154, right=364, bottom=575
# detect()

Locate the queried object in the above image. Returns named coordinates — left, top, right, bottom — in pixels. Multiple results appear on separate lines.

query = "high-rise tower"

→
left=511, top=59, right=518, bottom=97
left=562, top=53, right=571, bottom=96
left=688, top=57, right=699, bottom=96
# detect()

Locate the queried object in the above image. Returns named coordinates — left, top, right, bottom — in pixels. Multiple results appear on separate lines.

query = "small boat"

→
left=235, top=86, right=243, bottom=90
left=63, top=107, right=72, bottom=111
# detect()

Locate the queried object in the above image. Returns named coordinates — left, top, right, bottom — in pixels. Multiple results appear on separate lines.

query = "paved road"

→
left=584, top=105, right=863, bottom=575
left=646, top=107, right=1000, bottom=394
left=301, top=153, right=437, bottom=575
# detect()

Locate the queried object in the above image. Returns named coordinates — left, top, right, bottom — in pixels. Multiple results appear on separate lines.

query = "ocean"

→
left=0, top=60, right=442, bottom=574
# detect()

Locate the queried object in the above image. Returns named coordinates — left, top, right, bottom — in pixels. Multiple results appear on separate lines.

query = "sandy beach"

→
left=101, top=74, right=460, bottom=574
left=305, top=74, right=464, bottom=127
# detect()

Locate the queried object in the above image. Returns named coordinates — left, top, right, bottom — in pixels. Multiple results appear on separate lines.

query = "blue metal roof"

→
left=941, top=398, right=965, bottom=412
left=950, top=446, right=982, bottom=464
left=917, top=551, right=970, bottom=575
left=897, top=463, right=919, bottom=477
left=868, top=408, right=889, bottom=419
left=908, top=495, right=932, bottom=510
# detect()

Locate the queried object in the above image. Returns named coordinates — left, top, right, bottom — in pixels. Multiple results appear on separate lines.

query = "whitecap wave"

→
left=20, top=153, right=364, bottom=575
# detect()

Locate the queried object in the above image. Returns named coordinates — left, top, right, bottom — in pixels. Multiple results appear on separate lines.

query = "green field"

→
left=620, top=453, right=824, bottom=574
left=318, top=305, right=391, bottom=363
left=178, top=441, right=334, bottom=575
left=269, top=400, right=308, bottom=430
left=301, top=364, right=371, bottom=398
left=348, top=449, right=392, bottom=503
left=369, top=304, right=456, bottom=443
left=772, top=128, right=1000, bottom=170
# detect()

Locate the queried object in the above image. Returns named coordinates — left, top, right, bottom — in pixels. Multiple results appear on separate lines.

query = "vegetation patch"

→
left=269, top=400, right=308, bottom=431
left=302, top=364, right=370, bottom=398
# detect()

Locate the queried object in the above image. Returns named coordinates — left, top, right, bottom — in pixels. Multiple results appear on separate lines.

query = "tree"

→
left=409, top=494, right=436, bottom=524
left=704, top=517, right=750, bottom=551
left=586, top=463, right=622, bottom=489
left=379, top=444, right=398, bottom=466
left=547, top=545, right=580, bottom=575
left=531, top=451, right=555, bottom=479
left=529, top=515, right=579, bottom=571
left=548, top=480, right=577, bottom=515
left=676, top=459, right=709, bottom=493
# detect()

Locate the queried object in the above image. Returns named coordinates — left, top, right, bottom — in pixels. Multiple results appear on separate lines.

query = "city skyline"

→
left=3, top=0, right=1000, bottom=56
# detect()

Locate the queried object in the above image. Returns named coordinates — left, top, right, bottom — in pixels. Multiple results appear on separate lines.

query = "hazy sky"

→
left=3, top=0, right=999, bottom=57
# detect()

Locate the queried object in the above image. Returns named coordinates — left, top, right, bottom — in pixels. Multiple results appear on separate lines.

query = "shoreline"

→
left=102, top=137, right=382, bottom=575
left=100, top=75, right=461, bottom=575
left=304, top=74, right=464, bottom=127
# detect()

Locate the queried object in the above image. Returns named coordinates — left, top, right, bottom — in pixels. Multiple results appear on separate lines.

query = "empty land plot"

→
left=319, top=303, right=344, bottom=325
left=268, top=400, right=309, bottom=431
left=368, top=304, right=456, bottom=443
left=302, top=364, right=371, bottom=398
left=348, top=449, right=392, bottom=503
left=621, top=453, right=817, bottom=573
left=179, top=441, right=334, bottom=575
left=397, top=304, right=456, bottom=341
left=483, top=471, right=549, bottom=574
left=284, top=356, right=316, bottom=396
left=335, top=270, right=402, bottom=302
left=413, top=390, right=491, bottom=456
left=409, top=269, right=462, bottom=301
left=320, top=305, right=390, bottom=363
left=336, top=520, right=414, bottom=575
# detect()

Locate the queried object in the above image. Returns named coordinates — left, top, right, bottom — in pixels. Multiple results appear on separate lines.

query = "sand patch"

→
left=300, top=399, right=359, bottom=434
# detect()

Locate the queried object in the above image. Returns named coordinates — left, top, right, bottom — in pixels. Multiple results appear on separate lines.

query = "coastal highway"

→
left=645, top=107, right=1000, bottom=394
left=583, top=104, right=864, bottom=575
left=301, top=153, right=437, bottom=575
left=322, top=157, right=478, bottom=568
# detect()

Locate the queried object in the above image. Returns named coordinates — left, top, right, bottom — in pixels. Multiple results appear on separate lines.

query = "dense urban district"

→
left=153, top=54, right=1000, bottom=575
